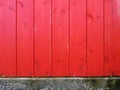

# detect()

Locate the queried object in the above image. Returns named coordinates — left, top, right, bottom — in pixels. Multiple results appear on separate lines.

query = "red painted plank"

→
left=52, top=0, right=69, bottom=76
left=87, top=0, right=104, bottom=76
left=35, top=0, right=51, bottom=76
left=0, top=0, right=16, bottom=76
left=17, top=0, right=34, bottom=76
left=70, top=0, right=87, bottom=76
left=104, top=0, right=113, bottom=76
left=112, top=0, right=120, bottom=76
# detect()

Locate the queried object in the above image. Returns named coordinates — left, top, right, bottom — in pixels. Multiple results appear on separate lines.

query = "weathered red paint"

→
left=0, top=0, right=120, bottom=77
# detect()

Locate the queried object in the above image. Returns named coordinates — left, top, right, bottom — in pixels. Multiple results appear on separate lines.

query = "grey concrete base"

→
left=0, top=78, right=120, bottom=90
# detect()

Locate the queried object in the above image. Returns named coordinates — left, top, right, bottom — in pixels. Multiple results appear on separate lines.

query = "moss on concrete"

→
left=105, top=78, right=120, bottom=90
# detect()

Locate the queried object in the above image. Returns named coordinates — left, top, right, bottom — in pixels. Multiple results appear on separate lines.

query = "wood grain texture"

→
left=87, top=0, right=104, bottom=76
left=104, top=0, right=113, bottom=76
left=0, top=0, right=16, bottom=76
left=0, top=0, right=120, bottom=77
left=112, top=0, right=120, bottom=76
left=52, top=0, right=70, bottom=76
left=17, top=0, right=34, bottom=76
left=70, top=0, right=87, bottom=76
left=35, top=0, right=51, bottom=76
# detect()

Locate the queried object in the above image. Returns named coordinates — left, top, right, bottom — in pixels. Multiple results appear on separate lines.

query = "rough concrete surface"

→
left=0, top=78, right=120, bottom=90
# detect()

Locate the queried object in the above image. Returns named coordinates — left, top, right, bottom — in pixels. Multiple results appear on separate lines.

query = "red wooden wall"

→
left=0, top=0, right=120, bottom=77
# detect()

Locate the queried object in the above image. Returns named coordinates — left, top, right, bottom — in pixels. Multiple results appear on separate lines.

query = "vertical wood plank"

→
left=17, top=0, right=34, bottom=76
left=52, top=0, right=69, bottom=76
left=112, top=0, right=120, bottom=76
left=70, top=0, right=87, bottom=76
left=0, top=0, right=16, bottom=76
left=35, top=0, right=51, bottom=76
left=87, top=0, right=104, bottom=76
left=104, top=0, right=113, bottom=76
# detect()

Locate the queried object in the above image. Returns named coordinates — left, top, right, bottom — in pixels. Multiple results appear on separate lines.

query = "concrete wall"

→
left=0, top=78, right=120, bottom=90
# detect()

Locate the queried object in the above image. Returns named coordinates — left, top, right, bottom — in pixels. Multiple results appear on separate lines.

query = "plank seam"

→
left=103, top=0, right=105, bottom=76
left=86, top=0, right=88, bottom=76
left=16, top=0, right=18, bottom=76
left=67, top=0, right=70, bottom=76
left=51, top=0, right=52, bottom=76
left=33, top=0, right=35, bottom=76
